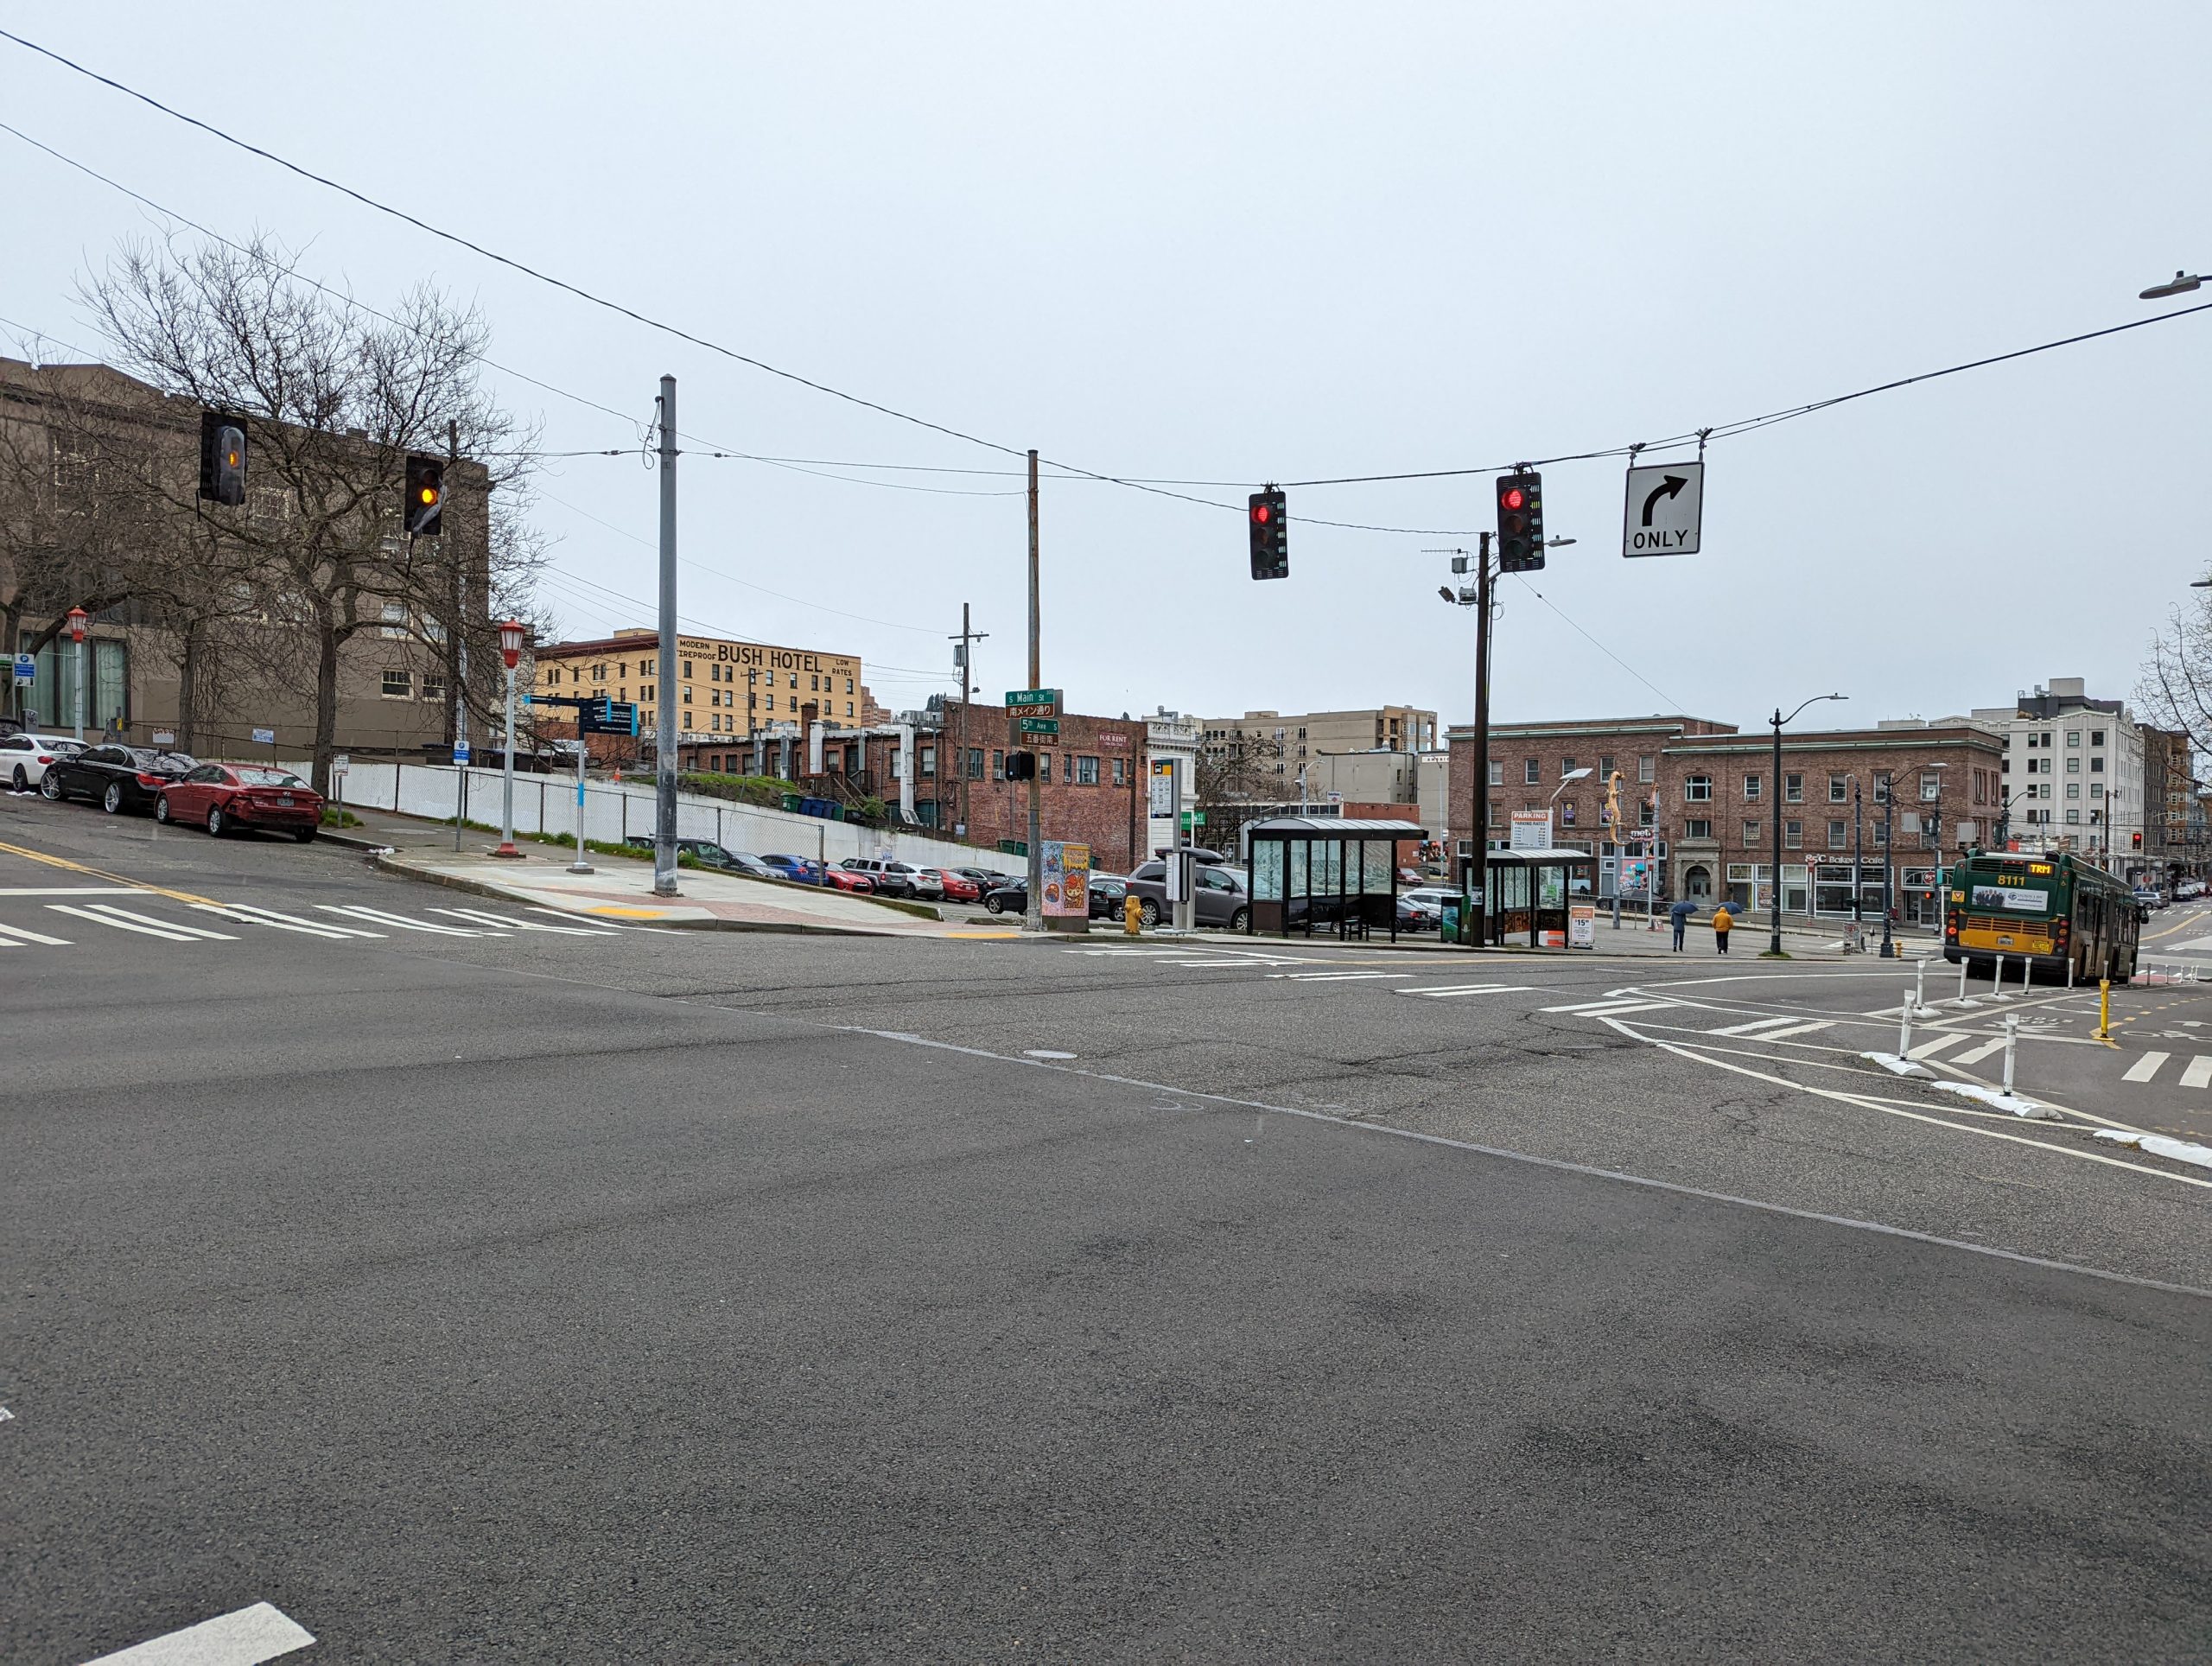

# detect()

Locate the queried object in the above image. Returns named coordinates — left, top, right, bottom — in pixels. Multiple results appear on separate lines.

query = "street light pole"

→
left=1768, top=694, right=1846, bottom=956
left=65, top=606, right=88, bottom=742
left=494, top=620, right=524, bottom=859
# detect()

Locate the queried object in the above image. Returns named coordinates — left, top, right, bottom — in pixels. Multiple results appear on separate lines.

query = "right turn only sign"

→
left=1623, top=459, right=1704, bottom=556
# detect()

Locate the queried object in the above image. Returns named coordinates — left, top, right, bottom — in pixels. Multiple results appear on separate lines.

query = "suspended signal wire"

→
left=1503, top=574, right=1685, bottom=714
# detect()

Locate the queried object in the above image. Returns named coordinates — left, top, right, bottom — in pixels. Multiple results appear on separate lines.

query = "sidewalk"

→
left=330, top=806, right=1016, bottom=938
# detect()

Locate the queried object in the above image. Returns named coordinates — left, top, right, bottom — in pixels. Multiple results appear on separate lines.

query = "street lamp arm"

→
left=1780, top=692, right=1848, bottom=728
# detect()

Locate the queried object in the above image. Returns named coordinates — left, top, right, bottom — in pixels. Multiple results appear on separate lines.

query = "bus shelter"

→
left=1471, top=847, right=1599, bottom=947
left=1245, top=816, right=1424, bottom=942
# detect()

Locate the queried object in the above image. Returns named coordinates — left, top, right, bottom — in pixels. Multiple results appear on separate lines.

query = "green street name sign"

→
left=1014, top=715, right=1061, bottom=734
left=1005, top=688, right=1060, bottom=708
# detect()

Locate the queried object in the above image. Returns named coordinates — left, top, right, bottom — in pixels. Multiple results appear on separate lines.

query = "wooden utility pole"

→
left=950, top=601, right=987, bottom=838
left=1026, top=452, right=1042, bottom=932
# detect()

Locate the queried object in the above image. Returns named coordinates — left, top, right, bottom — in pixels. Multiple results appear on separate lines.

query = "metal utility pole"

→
left=449, top=418, right=467, bottom=853
left=1766, top=694, right=1845, bottom=956
left=653, top=375, right=680, bottom=898
left=1024, top=451, right=1043, bottom=932
left=1853, top=780, right=1865, bottom=945
left=1470, top=529, right=1493, bottom=943
left=950, top=602, right=987, bottom=839
left=1879, top=776, right=1897, bottom=958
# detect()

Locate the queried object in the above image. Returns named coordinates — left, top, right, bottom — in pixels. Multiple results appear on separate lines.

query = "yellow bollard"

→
left=2096, top=977, right=2111, bottom=1041
left=1123, top=893, right=1142, bottom=937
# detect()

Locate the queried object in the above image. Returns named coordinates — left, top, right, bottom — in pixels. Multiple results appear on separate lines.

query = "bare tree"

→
left=2139, top=595, right=2212, bottom=758
left=73, top=233, right=539, bottom=790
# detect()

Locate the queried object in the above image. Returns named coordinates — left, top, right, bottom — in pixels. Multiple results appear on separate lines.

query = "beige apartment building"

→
left=532, top=628, right=877, bottom=767
left=1199, top=705, right=1439, bottom=793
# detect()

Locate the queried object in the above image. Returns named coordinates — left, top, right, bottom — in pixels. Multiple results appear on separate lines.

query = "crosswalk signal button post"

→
left=1249, top=486, right=1288, bottom=581
left=1496, top=470, right=1544, bottom=572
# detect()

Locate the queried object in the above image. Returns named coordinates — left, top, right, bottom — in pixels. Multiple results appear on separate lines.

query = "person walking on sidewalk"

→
left=1713, top=902, right=1733, bottom=954
left=1669, top=896, right=1695, bottom=951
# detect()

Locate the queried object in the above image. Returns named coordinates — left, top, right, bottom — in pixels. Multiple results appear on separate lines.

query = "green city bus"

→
left=1943, top=850, right=2139, bottom=983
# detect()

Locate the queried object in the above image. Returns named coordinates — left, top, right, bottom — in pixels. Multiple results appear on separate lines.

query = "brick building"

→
left=1446, top=713, right=2005, bottom=919
left=842, top=701, right=1150, bottom=874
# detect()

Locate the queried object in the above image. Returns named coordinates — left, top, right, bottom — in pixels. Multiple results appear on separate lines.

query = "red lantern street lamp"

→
left=64, top=606, right=90, bottom=741
left=493, top=619, right=527, bottom=858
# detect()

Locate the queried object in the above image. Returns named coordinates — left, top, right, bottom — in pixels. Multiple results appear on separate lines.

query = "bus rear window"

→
left=1970, top=883, right=2049, bottom=914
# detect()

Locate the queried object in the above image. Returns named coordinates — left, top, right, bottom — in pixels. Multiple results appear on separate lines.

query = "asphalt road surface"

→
left=3, top=795, right=2207, bottom=1663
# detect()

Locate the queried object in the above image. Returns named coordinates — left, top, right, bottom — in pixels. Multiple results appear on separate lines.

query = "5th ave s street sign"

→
left=1623, top=460, right=1704, bottom=556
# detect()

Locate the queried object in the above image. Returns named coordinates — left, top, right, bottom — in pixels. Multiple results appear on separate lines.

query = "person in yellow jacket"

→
left=1713, top=902, right=1732, bottom=954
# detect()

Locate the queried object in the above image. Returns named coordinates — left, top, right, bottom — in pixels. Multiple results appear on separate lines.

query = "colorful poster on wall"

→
left=1041, top=840, right=1090, bottom=917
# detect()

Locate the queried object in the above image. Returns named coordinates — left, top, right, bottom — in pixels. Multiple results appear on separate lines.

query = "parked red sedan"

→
left=925, top=868, right=982, bottom=904
left=156, top=763, right=323, bottom=841
left=817, top=865, right=875, bottom=894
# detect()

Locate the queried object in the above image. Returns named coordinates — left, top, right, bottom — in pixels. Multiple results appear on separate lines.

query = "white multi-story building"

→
left=1143, top=707, right=1203, bottom=859
left=1969, top=677, right=2145, bottom=869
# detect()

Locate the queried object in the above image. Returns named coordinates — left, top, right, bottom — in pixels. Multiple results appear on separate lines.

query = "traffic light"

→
left=404, top=455, right=445, bottom=537
left=1006, top=750, right=1038, bottom=781
left=199, top=410, right=246, bottom=506
left=2133, top=830, right=2144, bottom=850
left=1495, top=469, right=1544, bottom=572
left=1249, top=486, right=1288, bottom=581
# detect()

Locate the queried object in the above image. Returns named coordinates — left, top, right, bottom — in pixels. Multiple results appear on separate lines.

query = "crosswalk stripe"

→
left=433, top=906, right=618, bottom=936
left=47, top=904, right=206, bottom=942
left=1581, top=1000, right=1681, bottom=1017
left=194, top=903, right=378, bottom=939
left=2180, top=1057, right=2212, bottom=1090
left=0, top=919, right=72, bottom=946
left=80, top=903, right=237, bottom=940
left=1953, top=1037, right=2010, bottom=1065
left=1395, top=983, right=1536, bottom=998
left=1269, top=970, right=1413, bottom=982
left=524, top=906, right=685, bottom=935
left=317, top=905, right=482, bottom=937
left=1755, top=1021, right=1836, bottom=1041
left=1906, top=1033, right=1970, bottom=1059
left=1541, top=999, right=1660, bottom=1014
left=2123, top=1052, right=2171, bottom=1084
left=1706, top=1015, right=1804, bottom=1036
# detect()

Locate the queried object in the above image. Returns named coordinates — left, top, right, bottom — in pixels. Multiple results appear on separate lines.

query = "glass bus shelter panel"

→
left=1253, top=842, right=1286, bottom=901
left=1361, top=841, right=1393, bottom=893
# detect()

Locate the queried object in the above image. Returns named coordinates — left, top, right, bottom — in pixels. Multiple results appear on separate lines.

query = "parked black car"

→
left=623, top=836, right=781, bottom=879
left=1088, top=874, right=1130, bottom=919
left=982, top=879, right=1027, bottom=915
left=41, top=744, right=198, bottom=814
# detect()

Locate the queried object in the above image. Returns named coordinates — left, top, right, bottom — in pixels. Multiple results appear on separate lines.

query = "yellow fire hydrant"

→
left=1124, top=893, right=1143, bottom=937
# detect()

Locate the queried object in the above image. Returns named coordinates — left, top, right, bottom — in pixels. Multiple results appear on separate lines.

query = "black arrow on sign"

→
left=1640, top=474, right=1688, bottom=526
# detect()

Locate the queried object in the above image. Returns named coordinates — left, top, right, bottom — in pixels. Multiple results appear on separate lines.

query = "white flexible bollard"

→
left=2002, top=1012, right=2019, bottom=1097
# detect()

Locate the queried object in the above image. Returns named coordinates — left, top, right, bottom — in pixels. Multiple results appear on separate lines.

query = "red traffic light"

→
left=1251, top=502, right=1273, bottom=524
left=1500, top=486, right=1525, bottom=511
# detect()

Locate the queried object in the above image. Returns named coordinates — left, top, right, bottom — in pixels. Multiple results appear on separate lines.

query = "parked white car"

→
left=0, top=732, right=85, bottom=792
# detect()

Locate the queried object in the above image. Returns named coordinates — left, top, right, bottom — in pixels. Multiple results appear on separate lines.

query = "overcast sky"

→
left=5, top=3, right=2209, bottom=736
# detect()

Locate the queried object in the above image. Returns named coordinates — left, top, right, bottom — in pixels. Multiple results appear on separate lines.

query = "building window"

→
left=1039, top=753, right=1052, bottom=779
left=1784, top=773, right=1803, bottom=803
left=2067, top=782, right=2081, bottom=799
left=1524, top=759, right=1541, bottom=785
left=2091, top=783, right=2104, bottom=799
left=1828, top=774, right=1848, bottom=802
left=1784, top=819, right=1802, bottom=849
left=1489, top=761, right=1504, bottom=787
left=1561, top=756, right=1578, bottom=779
left=2066, top=809, right=2082, bottom=823
left=2065, top=756, right=2080, bottom=773
left=1744, top=773, right=1762, bottom=802
left=1828, top=819, right=1847, bottom=849
left=966, top=747, right=984, bottom=779
left=1743, top=820, right=1760, bottom=847
left=2090, top=756, right=2104, bottom=773
left=1684, top=774, right=1713, bottom=802
left=847, top=677, right=855, bottom=695
left=991, top=749, right=1005, bottom=780
left=846, top=702, right=855, bottom=717
left=1064, top=752, right=1075, bottom=782
left=1599, top=754, right=1615, bottom=781
left=380, top=668, right=412, bottom=699
left=2090, top=730, right=2105, bottom=747
left=682, top=660, right=693, bottom=679
left=683, top=687, right=693, bottom=705
left=1873, top=770, right=1892, bottom=803
left=1920, top=772, right=1941, bottom=800
left=1112, top=758, right=1128, bottom=785
left=2066, top=730, right=2081, bottom=747
left=918, top=746, right=936, bottom=778
left=381, top=600, right=407, bottom=639
left=1077, top=755, right=1100, bottom=785
left=1637, top=755, right=1656, bottom=784
left=1560, top=801, right=1578, bottom=826
left=1685, top=818, right=1713, bottom=841
left=420, top=673, right=446, bottom=704
left=1487, top=801, right=1503, bottom=827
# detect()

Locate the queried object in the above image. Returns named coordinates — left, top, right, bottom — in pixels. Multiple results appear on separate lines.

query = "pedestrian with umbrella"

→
left=1669, top=896, right=1695, bottom=952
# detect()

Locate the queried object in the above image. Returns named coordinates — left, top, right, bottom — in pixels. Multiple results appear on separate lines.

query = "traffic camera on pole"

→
left=1495, top=469, right=1544, bottom=572
left=404, top=455, right=445, bottom=537
left=199, top=411, right=246, bottom=506
left=1249, top=486, right=1288, bottom=581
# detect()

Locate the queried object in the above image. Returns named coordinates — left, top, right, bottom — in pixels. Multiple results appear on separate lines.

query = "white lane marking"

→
left=1022, top=1049, right=1077, bottom=1059
left=0, top=885, right=153, bottom=895
left=1953, top=1037, right=2010, bottom=1065
left=0, top=919, right=72, bottom=945
left=1907, top=1033, right=1971, bottom=1060
left=524, top=906, right=687, bottom=935
left=1706, top=1015, right=1807, bottom=1036
left=316, top=905, right=482, bottom=937
left=1755, top=1021, right=1837, bottom=1041
left=847, top=1027, right=2212, bottom=1283
left=2182, top=1057, right=2212, bottom=1091
left=195, top=904, right=382, bottom=939
left=432, top=907, right=618, bottom=936
left=1266, top=970, right=1413, bottom=982
left=1542, top=999, right=1662, bottom=1014
left=2122, top=1052, right=2170, bottom=1084
left=46, top=905, right=201, bottom=943
left=1569, top=999, right=1678, bottom=1016
left=1395, top=983, right=1537, bottom=999
left=82, top=1599, right=315, bottom=1665
left=79, top=904, right=237, bottom=941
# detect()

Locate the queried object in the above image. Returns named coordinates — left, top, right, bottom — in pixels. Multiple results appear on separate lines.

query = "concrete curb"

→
left=370, top=851, right=937, bottom=938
